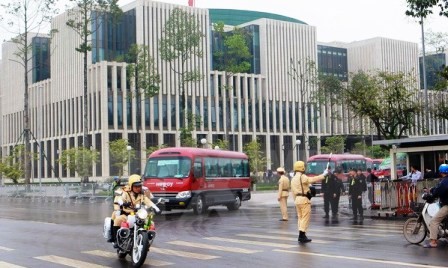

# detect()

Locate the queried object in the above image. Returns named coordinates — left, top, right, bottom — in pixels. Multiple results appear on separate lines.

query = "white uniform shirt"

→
left=403, top=170, right=422, bottom=185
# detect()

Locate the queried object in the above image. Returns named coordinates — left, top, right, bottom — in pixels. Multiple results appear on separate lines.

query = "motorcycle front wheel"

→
left=131, top=231, right=149, bottom=267
left=403, top=217, right=427, bottom=244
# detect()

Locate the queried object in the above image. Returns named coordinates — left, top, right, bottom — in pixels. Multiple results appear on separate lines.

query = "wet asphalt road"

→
left=0, top=197, right=447, bottom=268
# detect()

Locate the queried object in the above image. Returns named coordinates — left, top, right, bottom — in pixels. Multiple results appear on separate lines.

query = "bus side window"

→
left=193, top=158, right=203, bottom=178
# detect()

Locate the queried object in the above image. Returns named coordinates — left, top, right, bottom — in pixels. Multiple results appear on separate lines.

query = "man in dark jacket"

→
left=424, top=164, right=448, bottom=248
left=322, top=166, right=344, bottom=218
left=349, top=168, right=367, bottom=221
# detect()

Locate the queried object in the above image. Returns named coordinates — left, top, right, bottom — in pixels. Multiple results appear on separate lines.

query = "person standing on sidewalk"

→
left=291, top=161, right=328, bottom=243
left=349, top=168, right=367, bottom=221
left=322, top=166, right=344, bottom=219
left=277, top=167, right=290, bottom=221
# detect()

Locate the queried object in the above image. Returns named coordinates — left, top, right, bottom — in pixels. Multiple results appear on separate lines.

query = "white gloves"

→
left=117, top=199, right=123, bottom=206
left=322, top=169, right=328, bottom=176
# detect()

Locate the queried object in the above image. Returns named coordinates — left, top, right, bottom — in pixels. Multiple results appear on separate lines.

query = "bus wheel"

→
left=193, top=195, right=206, bottom=215
left=227, top=194, right=241, bottom=211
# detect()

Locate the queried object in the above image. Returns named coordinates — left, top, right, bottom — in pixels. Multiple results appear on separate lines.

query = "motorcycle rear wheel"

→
left=403, top=217, right=426, bottom=244
left=132, top=231, right=149, bottom=267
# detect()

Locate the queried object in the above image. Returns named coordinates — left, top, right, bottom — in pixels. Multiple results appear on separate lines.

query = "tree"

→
left=159, top=7, right=204, bottom=145
left=213, top=139, right=229, bottom=150
left=58, top=147, right=99, bottom=181
left=213, top=22, right=252, bottom=148
left=405, top=0, right=448, bottom=19
left=65, top=0, right=121, bottom=181
left=180, top=112, right=201, bottom=147
left=0, top=0, right=58, bottom=185
left=314, top=74, right=345, bottom=135
left=405, top=0, right=448, bottom=130
left=289, top=58, right=319, bottom=159
left=146, top=144, right=168, bottom=156
left=243, top=139, right=268, bottom=177
left=321, top=136, right=345, bottom=154
left=109, top=139, right=134, bottom=177
left=0, top=145, right=35, bottom=184
left=345, top=71, right=422, bottom=140
left=123, top=44, right=160, bottom=170
left=213, top=22, right=252, bottom=76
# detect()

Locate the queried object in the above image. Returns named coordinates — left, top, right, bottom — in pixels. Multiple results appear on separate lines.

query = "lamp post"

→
left=295, top=139, right=301, bottom=161
left=127, top=145, right=132, bottom=175
left=200, top=138, right=208, bottom=149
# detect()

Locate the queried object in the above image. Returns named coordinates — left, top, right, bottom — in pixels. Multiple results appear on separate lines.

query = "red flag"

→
left=188, top=0, right=194, bottom=7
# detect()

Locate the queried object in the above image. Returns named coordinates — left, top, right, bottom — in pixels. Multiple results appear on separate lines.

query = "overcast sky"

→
left=1, top=0, right=447, bottom=58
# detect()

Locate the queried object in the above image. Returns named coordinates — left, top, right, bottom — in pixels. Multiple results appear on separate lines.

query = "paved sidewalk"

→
left=247, top=191, right=410, bottom=220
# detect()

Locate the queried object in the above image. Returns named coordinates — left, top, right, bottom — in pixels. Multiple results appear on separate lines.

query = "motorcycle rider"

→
left=111, top=174, right=155, bottom=244
left=291, top=160, right=328, bottom=243
left=424, top=164, right=448, bottom=248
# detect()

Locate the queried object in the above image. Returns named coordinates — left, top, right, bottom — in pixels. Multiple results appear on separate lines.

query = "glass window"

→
left=193, top=158, right=203, bottom=178
left=306, top=160, right=336, bottom=174
left=144, top=157, right=192, bottom=178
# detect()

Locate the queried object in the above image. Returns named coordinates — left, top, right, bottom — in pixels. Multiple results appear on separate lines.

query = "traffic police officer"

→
left=111, top=174, right=155, bottom=243
left=348, top=168, right=367, bottom=221
left=277, top=167, right=290, bottom=221
left=291, top=161, right=327, bottom=243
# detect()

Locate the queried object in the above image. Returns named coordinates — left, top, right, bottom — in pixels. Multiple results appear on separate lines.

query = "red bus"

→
left=306, top=154, right=368, bottom=192
left=143, top=147, right=251, bottom=215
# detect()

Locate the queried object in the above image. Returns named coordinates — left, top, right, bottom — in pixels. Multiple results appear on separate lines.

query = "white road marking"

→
left=331, top=226, right=402, bottom=234
left=236, top=233, right=329, bottom=244
left=34, top=255, right=109, bottom=268
left=0, top=246, right=14, bottom=251
left=305, top=228, right=389, bottom=237
left=267, top=230, right=358, bottom=240
left=0, top=261, right=26, bottom=268
left=168, top=240, right=262, bottom=253
left=274, top=249, right=447, bottom=268
left=150, top=247, right=220, bottom=260
left=204, top=237, right=297, bottom=248
left=56, top=210, right=79, bottom=214
left=83, top=250, right=173, bottom=266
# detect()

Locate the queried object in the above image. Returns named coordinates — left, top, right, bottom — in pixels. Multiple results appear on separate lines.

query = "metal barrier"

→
left=372, top=179, right=440, bottom=215
left=0, top=183, right=113, bottom=203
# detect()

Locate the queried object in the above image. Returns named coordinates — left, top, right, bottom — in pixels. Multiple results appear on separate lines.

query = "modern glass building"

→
left=0, top=0, right=441, bottom=182
left=420, top=52, right=447, bottom=90
left=317, top=45, right=348, bottom=82
left=32, top=36, right=51, bottom=83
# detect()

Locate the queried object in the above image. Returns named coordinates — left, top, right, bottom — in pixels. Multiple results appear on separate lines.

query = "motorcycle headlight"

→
left=137, top=208, right=148, bottom=219
left=176, top=191, right=191, bottom=199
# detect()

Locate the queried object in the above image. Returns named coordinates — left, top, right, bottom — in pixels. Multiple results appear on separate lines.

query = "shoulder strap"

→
left=300, top=174, right=305, bottom=194
left=126, top=191, right=135, bottom=208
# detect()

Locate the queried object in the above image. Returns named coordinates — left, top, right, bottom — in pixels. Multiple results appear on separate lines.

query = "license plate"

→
left=163, top=198, right=170, bottom=203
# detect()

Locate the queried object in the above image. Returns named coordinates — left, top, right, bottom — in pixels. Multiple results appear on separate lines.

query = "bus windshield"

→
left=144, top=157, right=192, bottom=178
left=306, top=160, right=336, bottom=174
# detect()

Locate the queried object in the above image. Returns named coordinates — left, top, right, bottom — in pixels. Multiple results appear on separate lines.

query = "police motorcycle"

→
left=403, top=192, right=448, bottom=244
left=103, top=195, right=164, bottom=267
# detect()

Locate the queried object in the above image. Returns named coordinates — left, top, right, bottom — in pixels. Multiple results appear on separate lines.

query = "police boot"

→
left=107, top=219, right=114, bottom=243
left=298, top=231, right=312, bottom=243
left=110, top=226, right=119, bottom=243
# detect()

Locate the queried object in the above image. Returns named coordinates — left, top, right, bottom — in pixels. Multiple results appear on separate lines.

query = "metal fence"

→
left=0, top=183, right=114, bottom=203
left=370, top=179, right=440, bottom=215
